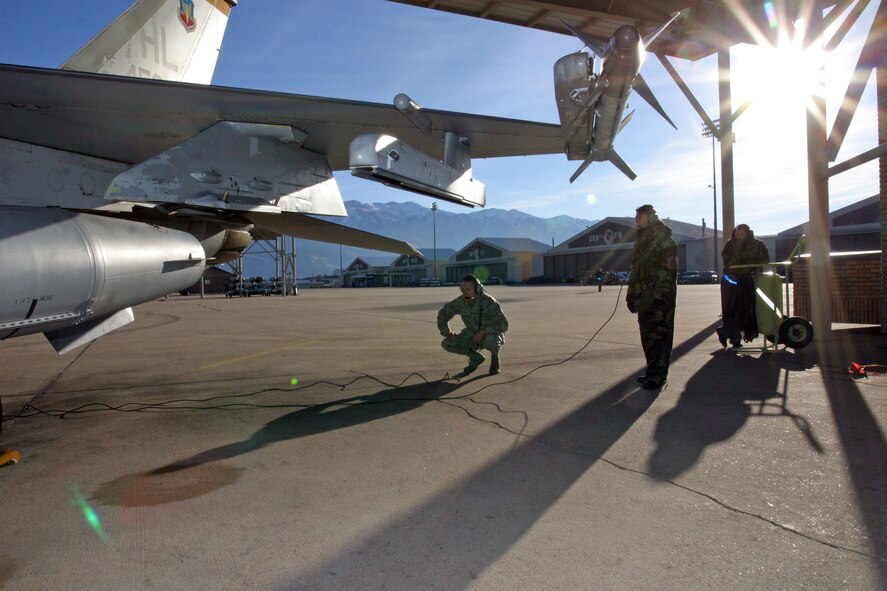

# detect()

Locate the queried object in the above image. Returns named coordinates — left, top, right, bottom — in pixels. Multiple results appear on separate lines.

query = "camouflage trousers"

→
left=637, top=298, right=675, bottom=383
left=440, top=330, right=502, bottom=359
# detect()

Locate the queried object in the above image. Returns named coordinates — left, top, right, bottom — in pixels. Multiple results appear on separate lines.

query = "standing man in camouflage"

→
left=438, top=274, right=509, bottom=376
left=626, top=204, right=678, bottom=389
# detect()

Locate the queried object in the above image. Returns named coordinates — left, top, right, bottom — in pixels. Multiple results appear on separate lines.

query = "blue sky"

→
left=0, top=0, right=880, bottom=235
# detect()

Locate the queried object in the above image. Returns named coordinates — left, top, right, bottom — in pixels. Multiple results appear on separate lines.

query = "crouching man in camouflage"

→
left=438, top=274, right=509, bottom=376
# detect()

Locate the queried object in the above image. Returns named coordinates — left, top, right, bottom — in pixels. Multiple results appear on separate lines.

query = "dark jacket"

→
left=627, top=221, right=678, bottom=311
left=722, top=230, right=769, bottom=278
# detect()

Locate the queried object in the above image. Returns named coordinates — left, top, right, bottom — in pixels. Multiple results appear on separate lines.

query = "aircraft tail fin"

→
left=61, top=0, right=236, bottom=84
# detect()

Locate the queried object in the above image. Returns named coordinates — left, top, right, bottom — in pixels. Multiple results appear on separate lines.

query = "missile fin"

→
left=569, top=152, right=598, bottom=184
left=633, top=74, right=678, bottom=130
left=606, top=150, right=637, bottom=180
left=642, top=10, right=682, bottom=49
left=617, top=109, right=636, bottom=136
left=560, top=19, right=608, bottom=58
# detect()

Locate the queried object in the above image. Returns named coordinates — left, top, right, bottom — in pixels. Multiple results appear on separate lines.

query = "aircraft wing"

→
left=245, top=213, right=419, bottom=256
left=0, top=64, right=563, bottom=171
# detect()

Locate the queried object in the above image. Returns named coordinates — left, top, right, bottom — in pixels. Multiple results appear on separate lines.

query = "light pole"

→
left=702, top=120, right=720, bottom=275
left=431, top=202, right=438, bottom=281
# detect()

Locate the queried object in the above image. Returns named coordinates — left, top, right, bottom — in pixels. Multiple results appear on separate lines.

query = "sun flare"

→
left=738, top=28, right=826, bottom=111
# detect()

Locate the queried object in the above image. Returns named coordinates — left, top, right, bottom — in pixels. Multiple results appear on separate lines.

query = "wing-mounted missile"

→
left=105, top=121, right=348, bottom=217
left=553, top=13, right=681, bottom=183
left=348, top=95, right=486, bottom=208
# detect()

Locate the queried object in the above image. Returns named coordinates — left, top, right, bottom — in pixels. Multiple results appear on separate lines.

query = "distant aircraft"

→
left=0, top=0, right=563, bottom=354
left=555, top=13, right=682, bottom=182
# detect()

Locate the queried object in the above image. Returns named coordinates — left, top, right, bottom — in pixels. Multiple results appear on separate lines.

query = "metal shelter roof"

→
left=386, top=0, right=841, bottom=60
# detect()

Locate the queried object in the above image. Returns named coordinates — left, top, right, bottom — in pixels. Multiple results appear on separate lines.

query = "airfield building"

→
left=543, top=217, right=721, bottom=283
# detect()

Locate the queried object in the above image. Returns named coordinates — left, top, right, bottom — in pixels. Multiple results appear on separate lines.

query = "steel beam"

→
left=718, top=49, right=736, bottom=238
left=806, top=0, right=832, bottom=339
left=826, top=2, right=880, bottom=161
left=826, top=142, right=887, bottom=177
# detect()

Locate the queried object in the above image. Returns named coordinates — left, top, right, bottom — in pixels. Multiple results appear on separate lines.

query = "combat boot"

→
left=489, top=349, right=501, bottom=375
left=464, top=351, right=485, bottom=375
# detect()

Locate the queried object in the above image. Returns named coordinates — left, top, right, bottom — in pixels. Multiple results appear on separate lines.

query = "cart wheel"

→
left=779, top=317, right=814, bottom=350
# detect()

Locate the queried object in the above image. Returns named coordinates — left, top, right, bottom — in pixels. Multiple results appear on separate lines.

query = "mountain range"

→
left=237, top=201, right=596, bottom=278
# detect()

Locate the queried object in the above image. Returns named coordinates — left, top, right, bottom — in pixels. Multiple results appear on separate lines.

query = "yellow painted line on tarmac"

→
left=198, top=339, right=324, bottom=371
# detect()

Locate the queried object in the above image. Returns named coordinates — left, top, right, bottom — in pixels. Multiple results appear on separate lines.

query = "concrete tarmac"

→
left=1, top=285, right=885, bottom=590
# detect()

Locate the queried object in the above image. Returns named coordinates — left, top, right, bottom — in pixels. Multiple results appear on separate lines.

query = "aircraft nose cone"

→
left=614, top=25, right=639, bottom=50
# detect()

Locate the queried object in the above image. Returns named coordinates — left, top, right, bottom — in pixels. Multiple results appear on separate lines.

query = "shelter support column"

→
left=879, top=61, right=887, bottom=332
left=718, top=49, right=735, bottom=238
left=806, top=0, right=832, bottom=339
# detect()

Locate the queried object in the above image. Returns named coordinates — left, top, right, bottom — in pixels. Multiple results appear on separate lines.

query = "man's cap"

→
left=636, top=204, right=657, bottom=215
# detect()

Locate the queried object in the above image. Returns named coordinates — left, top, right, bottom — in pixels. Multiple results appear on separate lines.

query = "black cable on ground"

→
left=2, top=284, right=625, bottom=425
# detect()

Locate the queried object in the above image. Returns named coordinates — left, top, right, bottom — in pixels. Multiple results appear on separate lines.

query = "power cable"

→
left=2, top=283, right=626, bottom=427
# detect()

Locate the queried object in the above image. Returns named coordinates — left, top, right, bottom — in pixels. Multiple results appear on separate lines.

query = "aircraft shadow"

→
left=648, top=349, right=821, bottom=481
left=276, top=322, right=716, bottom=589
left=93, top=376, right=488, bottom=508
left=149, top=376, right=486, bottom=477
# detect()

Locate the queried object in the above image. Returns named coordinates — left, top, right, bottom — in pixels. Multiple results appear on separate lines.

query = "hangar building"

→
left=543, top=217, right=721, bottom=283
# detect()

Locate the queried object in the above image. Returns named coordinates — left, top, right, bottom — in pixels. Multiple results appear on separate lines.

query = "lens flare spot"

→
left=291, top=378, right=299, bottom=386
left=763, top=1, right=777, bottom=30
left=70, top=484, right=109, bottom=544
left=586, top=194, right=597, bottom=205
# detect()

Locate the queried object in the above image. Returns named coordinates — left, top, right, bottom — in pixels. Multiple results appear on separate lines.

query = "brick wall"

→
left=794, top=253, right=881, bottom=324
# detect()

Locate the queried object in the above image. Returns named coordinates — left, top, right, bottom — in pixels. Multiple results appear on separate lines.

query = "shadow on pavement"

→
left=93, top=376, right=484, bottom=507
left=276, top=322, right=716, bottom=589
left=815, top=327, right=887, bottom=587
left=648, top=349, right=821, bottom=481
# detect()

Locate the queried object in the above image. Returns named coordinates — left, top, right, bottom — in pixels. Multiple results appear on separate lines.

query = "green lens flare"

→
left=291, top=378, right=299, bottom=385
left=70, top=484, right=109, bottom=544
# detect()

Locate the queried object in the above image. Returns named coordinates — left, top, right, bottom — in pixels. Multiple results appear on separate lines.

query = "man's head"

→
left=635, top=204, right=658, bottom=228
left=734, top=223, right=751, bottom=241
left=460, top=274, right=480, bottom=299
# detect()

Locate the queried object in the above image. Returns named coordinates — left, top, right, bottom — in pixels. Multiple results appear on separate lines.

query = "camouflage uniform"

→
left=626, top=220, right=678, bottom=386
left=719, top=231, right=769, bottom=345
left=438, top=281, right=508, bottom=373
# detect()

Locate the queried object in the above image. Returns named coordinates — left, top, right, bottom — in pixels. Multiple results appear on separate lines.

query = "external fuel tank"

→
left=0, top=207, right=205, bottom=348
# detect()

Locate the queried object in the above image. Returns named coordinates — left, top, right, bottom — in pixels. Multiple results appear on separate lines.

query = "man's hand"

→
left=472, top=329, right=486, bottom=344
left=626, top=297, right=637, bottom=314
